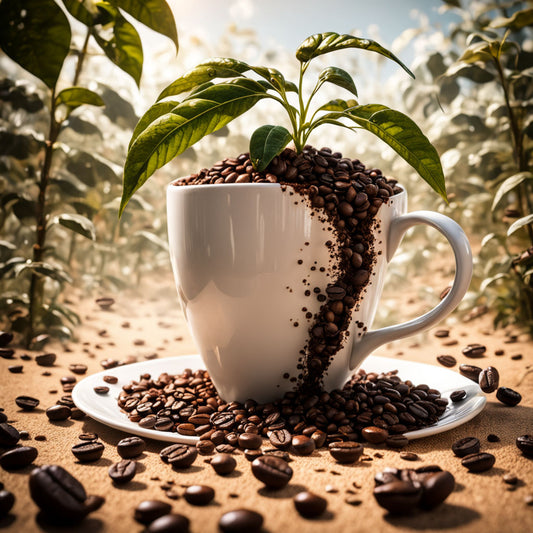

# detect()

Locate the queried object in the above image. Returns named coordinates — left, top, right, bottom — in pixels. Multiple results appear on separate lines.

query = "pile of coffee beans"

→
left=176, top=146, right=402, bottom=390
left=118, top=367, right=448, bottom=448
left=373, top=465, right=455, bottom=514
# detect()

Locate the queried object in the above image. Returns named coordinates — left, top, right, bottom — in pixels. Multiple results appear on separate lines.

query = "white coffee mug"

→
left=167, top=184, right=472, bottom=403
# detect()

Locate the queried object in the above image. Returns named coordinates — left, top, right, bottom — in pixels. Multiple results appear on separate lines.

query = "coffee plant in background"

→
left=0, top=0, right=178, bottom=347
left=400, top=0, right=533, bottom=335
left=121, top=31, right=448, bottom=215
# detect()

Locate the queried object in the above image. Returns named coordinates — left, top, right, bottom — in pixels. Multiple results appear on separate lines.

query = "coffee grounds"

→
left=175, top=145, right=401, bottom=390
left=117, top=368, right=447, bottom=446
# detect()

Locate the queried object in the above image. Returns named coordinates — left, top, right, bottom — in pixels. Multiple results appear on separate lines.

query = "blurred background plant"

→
left=1, top=0, right=531, bottom=347
left=0, top=0, right=178, bottom=347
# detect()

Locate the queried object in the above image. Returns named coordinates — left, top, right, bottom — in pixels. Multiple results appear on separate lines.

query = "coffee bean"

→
left=8, top=365, right=22, bottom=373
left=216, top=444, right=236, bottom=454
left=0, top=446, right=38, bottom=469
left=238, top=432, right=262, bottom=450
left=219, top=509, right=263, bottom=533
left=362, top=426, right=388, bottom=444
left=0, top=490, right=15, bottom=517
left=46, top=404, right=71, bottom=421
left=93, top=386, right=109, bottom=395
left=184, top=485, right=214, bottom=506
left=117, top=436, right=146, bottom=458
left=294, top=491, right=327, bottom=518
left=400, top=451, right=419, bottom=461
left=311, top=429, right=327, bottom=448
left=147, top=513, right=190, bottom=533
left=0, top=413, right=6, bottom=424
left=71, top=441, right=105, bottom=462
left=29, top=465, right=104, bottom=523
left=36, top=353, right=56, bottom=366
left=450, top=390, right=466, bottom=402
left=373, top=481, right=422, bottom=514
left=269, top=428, right=291, bottom=450
left=211, top=453, right=236, bottom=475
left=385, top=434, right=409, bottom=449
left=196, top=440, right=215, bottom=455
left=0, top=423, right=20, bottom=447
left=160, top=444, right=197, bottom=468
left=462, top=344, right=486, bottom=358
left=15, top=395, right=39, bottom=411
left=155, top=417, right=174, bottom=431
left=251, top=455, right=293, bottom=489
left=437, top=355, right=456, bottom=368
left=292, top=435, right=315, bottom=455
left=487, top=434, right=500, bottom=442
left=452, top=437, right=480, bottom=457
left=79, top=432, right=98, bottom=441
left=434, top=329, right=449, bottom=338
left=461, top=452, right=495, bottom=472
left=496, top=387, right=522, bottom=407
left=134, top=500, right=172, bottom=525
left=243, top=449, right=262, bottom=462
left=328, top=441, right=364, bottom=463
left=419, top=471, right=455, bottom=509
left=0, top=348, right=14, bottom=359
left=95, top=297, right=115, bottom=310
left=459, top=364, right=482, bottom=382
left=503, top=473, right=518, bottom=485
left=210, top=412, right=235, bottom=430
left=0, top=331, right=13, bottom=347
left=108, top=459, right=136, bottom=484
left=478, top=366, right=499, bottom=393
left=516, top=435, right=533, bottom=458
left=69, top=364, right=87, bottom=375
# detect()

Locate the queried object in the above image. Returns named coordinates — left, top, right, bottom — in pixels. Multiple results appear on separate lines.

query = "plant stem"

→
left=73, top=27, right=91, bottom=86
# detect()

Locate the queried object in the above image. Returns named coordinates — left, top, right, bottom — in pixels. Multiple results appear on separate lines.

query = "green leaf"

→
left=492, top=172, right=533, bottom=211
left=345, top=104, right=447, bottom=201
left=61, top=0, right=98, bottom=26
left=53, top=213, right=96, bottom=240
left=444, top=62, right=494, bottom=84
left=157, top=58, right=250, bottom=100
left=507, top=214, right=533, bottom=236
left=130, top=99, right=181, bottom=148
left=92, top=6, right=143, bottom=86
left=318, top=67, right=358, bottom=97
left=489, top=8, right=533, bottom=31
left=121, top=78, right=268, bottom=215
left=0, top=0, right=71, bottom=89
left=442, top=0, right=461, bottom=7
left=250, top=125, right=292, bottom=171
left=111, top=0, right=178, bottom=52
left=296, top=32, right=414, bottom=78
left=318, top=99, right=358, bottom=112
left=480, top=273, right=508, bottom=292
left=250, top=67, right=298, bottom=93
left=15, top=261, right=72, bottom=284
left=55, top=87, right=105, bottom=115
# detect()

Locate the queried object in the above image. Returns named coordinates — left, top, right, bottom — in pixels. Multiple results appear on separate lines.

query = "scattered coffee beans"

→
left=238, top=433, right=262, bottom=450
left=328, top=441, right=364, bottom=463
left=400, top=451, right=419, bottom=461
left=8, top=365, right=22, bottom=374
left=251, top=455, right=293, bottom=489
left=292, top=435, right=315, bottom=456
left=461, top=452, right=495, bottom=472
left=0, top=331, right=13, bottom=347
left=462, top=344, right=486, bottom=358
left=294, top=491, right=327, bottom=518
left=386, top=434, right=409, bottom=449
left=0, top=446, right=38, bottom=469
left=0, top=348, right=14, bottom=359
left=117, top=436, right=146, bottom=458
left=15, top=395, right=39, bottom=411
left=108, top=459, right=137, bottom=484
left=69, top=364, right=88, bottom=375
left=35, top=353, right=56, bottom=366
left=46, top=404, right=71, bottom=421
left=93, top=386, right=109, bottom=395
left=362, top=426, right=388, bottom=444
left=29, top=465, right=104, bottom=523
left=218, top=509, right=263, bottom=533
left=196, top=440, right=215, bottom=455
left=184, top=485, right=215, bottom=506
left=459, top=364, right=482, bottom=382
left=134, top=500, right=172, bottom=525
left=437, top=355, right=456, bottom=368
left=147, top=513, right=190, bottom=533
left=0, top=423, right=20, bottom=447
left=478, top=366, right=499, bottom=393
left=452, top=437, right=480, bottom=457
left=496, top=387, right=522, bottom=407
left=516, top=435, right=533, bottom=458
left=71, top=441, right=105, bottom=462
left=210, top=453, right=236, bottom=475
left=450, top=390, right=466, bottom=402
left=0, top=489, right=15, bottom=517
left=160, top=444, right=197, bottom=468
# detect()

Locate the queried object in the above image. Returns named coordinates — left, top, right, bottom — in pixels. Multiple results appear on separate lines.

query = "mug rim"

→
left=167, top=181, right=407, bottom=200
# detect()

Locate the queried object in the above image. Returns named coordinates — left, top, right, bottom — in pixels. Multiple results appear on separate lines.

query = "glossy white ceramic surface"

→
left=72, top=354, right=487, bottom=443
left=167, top=184, right=472, bottom=403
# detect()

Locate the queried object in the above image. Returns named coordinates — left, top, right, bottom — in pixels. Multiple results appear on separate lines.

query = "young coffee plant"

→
left=401, top=0, right=532, bottom=334
left=121, top=32, right=447, bottom=215
left=0, top=0, right=178, bottom=346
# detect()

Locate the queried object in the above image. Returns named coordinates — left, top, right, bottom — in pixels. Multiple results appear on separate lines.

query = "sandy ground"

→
left=0, top=274, right=532, bottom=533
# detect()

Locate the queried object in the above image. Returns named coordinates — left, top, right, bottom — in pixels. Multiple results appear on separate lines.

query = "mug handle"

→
left=349, top=210, right=473, bottom=370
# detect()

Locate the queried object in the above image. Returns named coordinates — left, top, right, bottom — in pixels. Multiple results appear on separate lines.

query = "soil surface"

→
left=0, top=278, right=532, bottom=533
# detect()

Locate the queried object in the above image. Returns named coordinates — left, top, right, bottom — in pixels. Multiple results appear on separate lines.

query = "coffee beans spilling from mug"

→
left=118, top=367, right=447, bottom=448
left=176, top=146, right=402, bottom=390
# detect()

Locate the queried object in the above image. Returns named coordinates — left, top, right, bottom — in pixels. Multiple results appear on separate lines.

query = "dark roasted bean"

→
left=461, top=452, right=495, bottom=472
left=46, top=404, right=71, bottom=421
left=251, top=455, right=293, bottom=489
left=147, top=513, right=190, bottom=533
left=373, top=481, right=422, bottom=515
left=15, top=395, right=39, bottom=411
left=134, top=500, right=172, bottom=525
left=516, top=435, right=533, bottom=458
left=436, top=355, right=456, bottom=367
left=462, top=344, right=486, bottom=358
left=291, top=435, right=315, bottom=456
left=0, top=489, right=15, bottom=517
left=0, top=446, right=38, bottom=469
left=36, top=353, right=56, bottom=366
left=450, top=390, right=466, bottom=402
left=160, top=444, right=197, bottom=468
left=184, top=485, right=215, bottom=506
left=385, top=434, right=409, bottom=449
left=328, top=441, right=364, bottom=463
left=0, top=423, right=20, bottom=447
left=211, top=453, right=237, bottom=475
left=458, top=364, right=482, bottom=382
left=238, top=432, right=262, bottom=450
left=496, top=387, right=522, bottom=406
left=108, top=459, right=136, bottom=484
left=419, top=471, right=455, bottom=509
left=71, top=441, right=105, bottom=462
left=294, top=491, right=327, bottom=518
left=219, top=509, right=263, bottom=533
left=117, top=436, right=146, bottom=458
left=362, top=426, right=388, bottom=444
left=478, top=366, right=499, bottom=393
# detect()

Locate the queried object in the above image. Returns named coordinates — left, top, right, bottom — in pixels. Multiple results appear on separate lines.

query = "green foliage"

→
left=0, top=0, right=178, bottom=345
left=402, top=0, right=533, bottom=334
left=122, top=32, right=446, bottom=214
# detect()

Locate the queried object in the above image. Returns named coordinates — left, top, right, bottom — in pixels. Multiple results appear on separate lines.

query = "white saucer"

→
left=72, top=354, right=486, bottom=444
